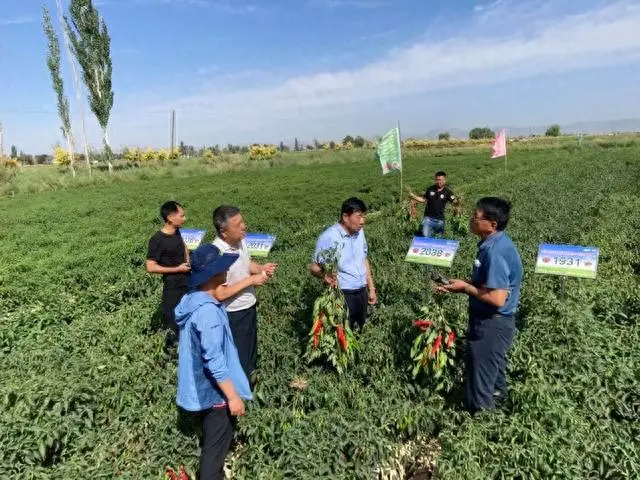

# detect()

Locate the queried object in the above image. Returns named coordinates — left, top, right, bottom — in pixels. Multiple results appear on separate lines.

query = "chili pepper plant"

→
left=410, top=304, right=457, bottom=391
left=305, top=245, right=359, bottom=373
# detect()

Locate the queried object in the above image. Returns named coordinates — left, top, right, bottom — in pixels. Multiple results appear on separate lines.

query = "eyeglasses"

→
left=472, top=214, right=490, bottom=222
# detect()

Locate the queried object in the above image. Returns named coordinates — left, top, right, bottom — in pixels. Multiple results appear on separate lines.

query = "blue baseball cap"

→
left=188, top=244, right=239, bottom=289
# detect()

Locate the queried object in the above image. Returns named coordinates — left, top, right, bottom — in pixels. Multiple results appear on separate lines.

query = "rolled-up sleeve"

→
left=194, top=306, right=230, bottom=383
left=312, top=232, right=331, bottom=264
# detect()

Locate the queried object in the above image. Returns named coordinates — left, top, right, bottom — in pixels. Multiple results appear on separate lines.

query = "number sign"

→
left=180, top=229, right=206, bottom=251
left=405, top=237, right=459, bottom=267
left=245, top=233, right=276, bottom=258
left=535, top=244, right=599, bottom=279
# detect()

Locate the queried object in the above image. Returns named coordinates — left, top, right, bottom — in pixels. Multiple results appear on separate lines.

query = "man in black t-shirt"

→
left=409, top=171, right=457, bottom=237
left=146, top=201, right=191, bottom=338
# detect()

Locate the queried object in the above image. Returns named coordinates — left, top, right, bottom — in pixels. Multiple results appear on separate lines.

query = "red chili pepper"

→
left=336, top=325, right=347, bottom=351
left=313, top=313, right=325, bottom=334
left=432, top=335, right=442, bottom=354
left=413, top=320, right=433, bottom=330
left=179, top=466, right=189, bottom=480
left=313, top=333, right=320, bottom=349
left=167, top=468, right=178, bottom=480
left=446, top=331, right=456, bottom=348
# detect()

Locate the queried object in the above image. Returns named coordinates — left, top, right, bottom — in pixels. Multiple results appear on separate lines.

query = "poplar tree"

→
left=65, top=0, right=114, bottom=172
left=43, top=7, right=76, bottom=177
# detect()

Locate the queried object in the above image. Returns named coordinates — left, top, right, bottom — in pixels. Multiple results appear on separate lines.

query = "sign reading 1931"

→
left=534, top=244, right=599, bottom=279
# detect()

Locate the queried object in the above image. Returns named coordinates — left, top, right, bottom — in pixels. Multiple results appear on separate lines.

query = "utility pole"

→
left=170, top=110, right=176, bottom=151
left=0, top=120, right=4, bottom=159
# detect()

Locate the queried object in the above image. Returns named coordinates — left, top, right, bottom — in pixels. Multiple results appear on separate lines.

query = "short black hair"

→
left=435, top=171, right=446, bottom=177
left=341, top=197, right=368, bottom=217
left=160, top=201, right=182, bottom=222
left=476, top=197, right=511, bottom=231
left=213, top=205, right=241, bottom=235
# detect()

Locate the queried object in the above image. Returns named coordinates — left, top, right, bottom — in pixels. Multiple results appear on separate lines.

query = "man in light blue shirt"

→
left=437, top=197, right=522, bottom=414
left=310, top=197, right=377, bottom=330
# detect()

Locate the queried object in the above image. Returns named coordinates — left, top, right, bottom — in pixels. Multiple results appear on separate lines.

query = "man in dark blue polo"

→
left=437, top=197, right=522, bottom=413
left=310, top=197, right=377, bottom=330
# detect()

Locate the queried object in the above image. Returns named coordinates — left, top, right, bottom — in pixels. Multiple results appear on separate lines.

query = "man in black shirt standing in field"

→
left=409, top=171, right=457, bottom=237
left=146, top=201, right=191, bottom=342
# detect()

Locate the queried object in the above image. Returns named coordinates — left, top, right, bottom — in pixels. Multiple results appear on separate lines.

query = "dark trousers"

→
left=200, top=407, right=234, bottom=480
left=162, top=286, right=188, bottom=335
left=465, top=313, right=516, bottom=413
left=227, top=305, right=258, bottom=380
left=342, top=288, right=368, bottom=330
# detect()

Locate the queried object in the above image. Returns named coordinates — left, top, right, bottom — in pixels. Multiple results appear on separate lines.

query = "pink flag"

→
left=491, top=129, right=507, bottom=158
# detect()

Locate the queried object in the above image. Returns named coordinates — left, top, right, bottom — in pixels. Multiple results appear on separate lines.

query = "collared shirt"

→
left=424, top=185, right=455, bottom=220
left=312, top=223, right=368, bottom=291
left=469, top=231, right=523, bottom=317
left=213, top=237, right=257, bottom=312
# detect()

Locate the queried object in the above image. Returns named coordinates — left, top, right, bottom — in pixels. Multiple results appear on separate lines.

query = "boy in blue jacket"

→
left=175, top=244, right=255, bottom=479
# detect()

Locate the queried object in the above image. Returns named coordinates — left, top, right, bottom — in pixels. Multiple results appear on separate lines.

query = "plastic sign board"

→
left=405, top=237, right=459, bottom=267
left=534, top=244, right=599, bottom=279
left=180, top=229, right=206, bottom=251
left=245, top=233, right=276, bottom=258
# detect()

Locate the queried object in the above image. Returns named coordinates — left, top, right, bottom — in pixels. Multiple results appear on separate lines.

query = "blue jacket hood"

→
left=175, top=290, right=217, bottom=328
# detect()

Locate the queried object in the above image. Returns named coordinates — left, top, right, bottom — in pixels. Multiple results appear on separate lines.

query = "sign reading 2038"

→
left=405, top=237, right=459, bottom=268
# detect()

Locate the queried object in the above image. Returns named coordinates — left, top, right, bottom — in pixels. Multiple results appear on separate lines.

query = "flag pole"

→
left=504, top=129, right=507, bottom=173
left=397, top=120, right=403, bottom=203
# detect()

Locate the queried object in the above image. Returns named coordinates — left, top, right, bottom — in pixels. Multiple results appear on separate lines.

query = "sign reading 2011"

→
left=405, top=237, right=459, bottom=268
left=534, top=244, right=599, bottom=279
left=245, top=233, right=276, bottom=258
left=180, top=229, right=207, bottom=251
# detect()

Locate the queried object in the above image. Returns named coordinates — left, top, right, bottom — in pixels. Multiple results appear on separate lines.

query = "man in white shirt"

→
left=211, top=205, right=277, bottom=381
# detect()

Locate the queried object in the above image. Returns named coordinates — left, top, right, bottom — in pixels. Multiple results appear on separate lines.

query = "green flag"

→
left=376, top=127, right=402, bottom=175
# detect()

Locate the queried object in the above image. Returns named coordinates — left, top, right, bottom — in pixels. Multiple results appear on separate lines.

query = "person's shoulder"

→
left=149, top=230, right=164, bottom=243
left=193, top=301, right=225, bottom=323
left=319, top=223, right=339, bottom=239
left=495, top=232, right=520, bottom=255
left=213, top=237, right=226, bottom=250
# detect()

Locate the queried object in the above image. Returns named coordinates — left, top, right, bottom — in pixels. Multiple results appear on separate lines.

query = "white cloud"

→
left=143, top=2, right=640, bottom=119
left=0, top=17, right=36, bottom=27
left=33, top=0, right=640, bottom=150
left=133, top=0, right=260, bottom=13
left=309, top=0, right=389, bottom=9
left=473, top=0, right=505, bottom=13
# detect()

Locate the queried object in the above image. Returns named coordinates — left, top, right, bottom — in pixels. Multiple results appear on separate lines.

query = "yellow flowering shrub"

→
left=53, top=146, right=71, bottom=166
left=249, top=144, right=277, bottom=160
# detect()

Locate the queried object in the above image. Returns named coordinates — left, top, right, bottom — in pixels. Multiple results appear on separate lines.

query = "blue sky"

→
left=1, top=0, right=639, bottom=152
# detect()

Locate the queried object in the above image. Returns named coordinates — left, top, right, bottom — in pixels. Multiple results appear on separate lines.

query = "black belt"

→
left=470, top=311, right=514, bottom=320
left=342, top=287, right=367, bottom=295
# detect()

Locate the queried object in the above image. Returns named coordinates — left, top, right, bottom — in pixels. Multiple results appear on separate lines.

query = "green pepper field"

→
left=1, top=144, right=639, bottom=479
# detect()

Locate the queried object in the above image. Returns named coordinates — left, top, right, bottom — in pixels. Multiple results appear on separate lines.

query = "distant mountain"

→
left=416, top=119, right=640, bottom=139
